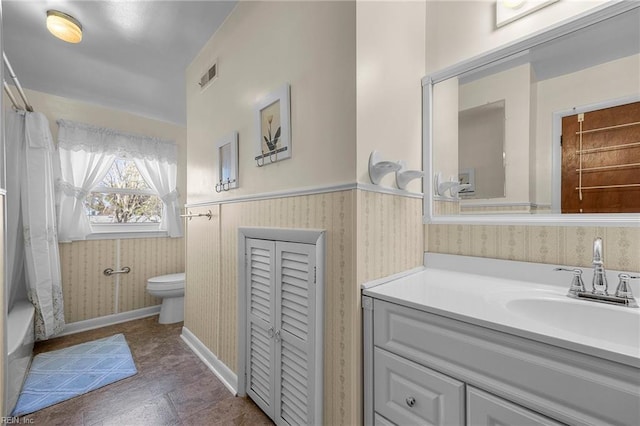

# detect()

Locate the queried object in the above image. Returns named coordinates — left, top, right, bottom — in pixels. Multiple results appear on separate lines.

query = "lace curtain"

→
left=133, top=157, right=182, bottom=237
left=56, top=120, right=182, bottom=241
left=57, top=120, right=177, bottom=162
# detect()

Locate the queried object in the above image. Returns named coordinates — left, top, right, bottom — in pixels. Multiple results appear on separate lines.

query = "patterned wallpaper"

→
left=59, top=237, right=185, bottom=323
left=59, top=240, right=116, bottom=322
left=184, top=205, right=221, bottom=355
left=433, top=199, right=459, bottom=215
left=426, top=224, right=640, bottom=272
left=184, top=189, right=423, bottom=426
left=119, top=238, right=185, bottom=313
left=357, top=191, right=424, bottom=283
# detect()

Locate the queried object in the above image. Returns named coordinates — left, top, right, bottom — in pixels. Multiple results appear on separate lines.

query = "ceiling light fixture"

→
left=46, top=10, right=83, bottom=43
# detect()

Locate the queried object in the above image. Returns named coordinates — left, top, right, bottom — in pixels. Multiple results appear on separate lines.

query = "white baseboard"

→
left=58, top=305, right=161, bottom=337
left=180, top=326, right=238, bottom=395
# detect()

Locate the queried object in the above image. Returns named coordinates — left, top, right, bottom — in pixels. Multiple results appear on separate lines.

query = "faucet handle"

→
left=554, top=267, right=585, bottom=296
left=615, top=273, right=639, bottom=307
left=592, top=237, right=604, bottom=264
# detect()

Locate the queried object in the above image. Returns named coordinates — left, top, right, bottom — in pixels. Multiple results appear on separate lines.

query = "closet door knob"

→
left=406, top=396, right=416, bottom=407
left=267, top=327, right=274, bottom=338
left=274, top=330, right=281, bottom=342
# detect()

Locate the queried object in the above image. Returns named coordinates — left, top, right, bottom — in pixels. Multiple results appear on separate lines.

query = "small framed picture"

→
left=255, top=84, right=291, bottom=166
left=215, top=131, right=238, bottom=192
left=458, top=168, right=475, bottom=193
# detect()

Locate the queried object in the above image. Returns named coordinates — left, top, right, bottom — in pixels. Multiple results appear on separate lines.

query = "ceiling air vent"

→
left=199, top=61, right=217, bottom=90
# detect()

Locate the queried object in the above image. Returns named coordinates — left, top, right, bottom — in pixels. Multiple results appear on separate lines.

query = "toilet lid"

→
left=147, top=273, right=185, bottom=285
left=147, top=281, right=184, bottom=292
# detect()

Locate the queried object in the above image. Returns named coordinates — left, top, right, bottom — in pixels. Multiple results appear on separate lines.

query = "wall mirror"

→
left=423, top=3, right=640, bottom=226
left=215, top=131, right=239, bottom=192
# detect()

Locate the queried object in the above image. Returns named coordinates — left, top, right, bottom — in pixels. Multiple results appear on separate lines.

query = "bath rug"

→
left=11, top=333, right=137, bottom=417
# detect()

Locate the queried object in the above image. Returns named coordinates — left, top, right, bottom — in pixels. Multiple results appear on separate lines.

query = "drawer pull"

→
left=406, top=396, right=416, bottom=407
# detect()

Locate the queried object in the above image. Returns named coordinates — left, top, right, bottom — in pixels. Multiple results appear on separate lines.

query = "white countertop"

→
left=363, top=255, right=640, bottom=369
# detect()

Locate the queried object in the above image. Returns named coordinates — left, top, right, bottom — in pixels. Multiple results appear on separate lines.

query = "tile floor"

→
left=19, top=316, right=273, bottom=426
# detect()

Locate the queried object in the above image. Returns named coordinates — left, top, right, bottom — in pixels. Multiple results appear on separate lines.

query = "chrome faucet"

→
left=554, top=237, right=639, bottom=308
left=591, top=237, right=608, bottom=295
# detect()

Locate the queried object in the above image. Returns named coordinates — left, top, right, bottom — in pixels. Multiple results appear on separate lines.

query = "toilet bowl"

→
left=146, top=272, right=185, bottom=324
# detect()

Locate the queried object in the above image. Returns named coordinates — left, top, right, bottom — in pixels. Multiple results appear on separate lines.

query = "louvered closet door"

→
left=274, top=241, right=317, bottom=426
left=245, top=238, right=277, bottom=418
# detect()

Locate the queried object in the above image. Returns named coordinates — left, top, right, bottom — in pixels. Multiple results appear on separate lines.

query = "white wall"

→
left=356, top=0, right=426, bottom=193
left=432, top=78, right=459, bottom=187
left=425, top=0, right=610, bottom=73
left=186, top=1, right=356, bottom=205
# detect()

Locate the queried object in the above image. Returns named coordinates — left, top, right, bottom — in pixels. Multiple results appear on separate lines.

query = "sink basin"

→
left=504, top=296, right=640, bottom=353
left=364, top=266, right=640, bottom=366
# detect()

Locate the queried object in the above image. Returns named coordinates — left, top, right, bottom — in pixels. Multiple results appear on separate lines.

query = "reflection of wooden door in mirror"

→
left=561, top=101, right=640, bottom=213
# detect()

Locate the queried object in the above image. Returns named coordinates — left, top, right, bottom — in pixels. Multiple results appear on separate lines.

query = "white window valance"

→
left=57, top=119, right=177, bottom=164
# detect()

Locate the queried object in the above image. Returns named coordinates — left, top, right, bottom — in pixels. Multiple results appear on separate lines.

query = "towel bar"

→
left=103, top=267, right=131, bottom=276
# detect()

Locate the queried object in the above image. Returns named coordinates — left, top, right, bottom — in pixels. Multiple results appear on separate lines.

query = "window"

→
left=56, top=119, right=182, bottom=241
left=85, top=158, right=163, bottom=224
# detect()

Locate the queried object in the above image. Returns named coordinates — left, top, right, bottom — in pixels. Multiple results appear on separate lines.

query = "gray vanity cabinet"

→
left=363, top=295, right=640, bottom=426
left=370, top=333, right=558, bottom=426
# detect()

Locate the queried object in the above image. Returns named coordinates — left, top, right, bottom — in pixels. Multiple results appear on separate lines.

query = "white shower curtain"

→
left=6, top=111, right=65, bottom=340
left=5, top=112, right=26, bottom=311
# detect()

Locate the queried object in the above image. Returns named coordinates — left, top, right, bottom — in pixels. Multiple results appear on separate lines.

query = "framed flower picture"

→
left=254, top=84, right=291, bottom=166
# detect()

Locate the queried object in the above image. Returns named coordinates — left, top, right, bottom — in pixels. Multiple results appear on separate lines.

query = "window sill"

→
left=86, top=225, right=170, bottom=240
left=85, top=231, right=170, bottom=240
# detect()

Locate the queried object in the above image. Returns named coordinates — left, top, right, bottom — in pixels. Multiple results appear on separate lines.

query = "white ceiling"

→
left=2, top=0, right=237, bottom=125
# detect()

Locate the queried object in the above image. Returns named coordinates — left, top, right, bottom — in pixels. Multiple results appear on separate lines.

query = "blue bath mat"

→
left=11, top=333, right=137, bottom=416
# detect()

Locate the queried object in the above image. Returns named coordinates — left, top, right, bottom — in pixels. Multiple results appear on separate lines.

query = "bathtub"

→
left=6, top=300, right=35, bottom=415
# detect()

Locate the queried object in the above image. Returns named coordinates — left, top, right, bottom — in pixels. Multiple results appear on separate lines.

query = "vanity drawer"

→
left=467, top=386, right=564, bottom=426
left=374, top=413, right=395, bottom=426
left=374, top=347, right=465, bottom=426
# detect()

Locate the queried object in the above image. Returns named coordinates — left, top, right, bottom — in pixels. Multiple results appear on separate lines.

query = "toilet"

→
left=146, top=272, right=185, bottom=324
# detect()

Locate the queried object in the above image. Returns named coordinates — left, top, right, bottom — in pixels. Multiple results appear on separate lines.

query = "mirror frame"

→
left=422, top=1, right=640, bottom=227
